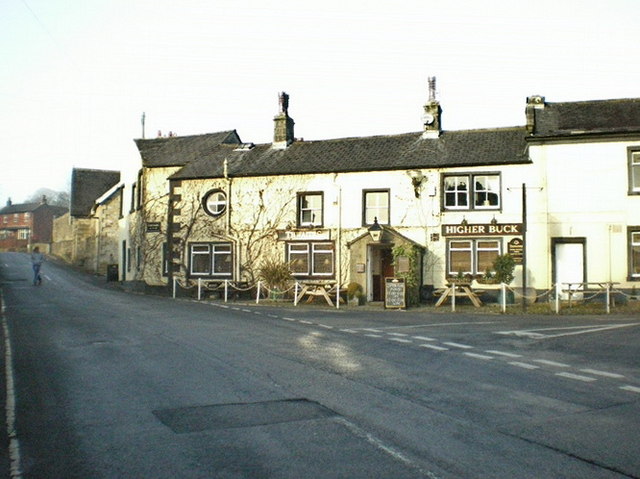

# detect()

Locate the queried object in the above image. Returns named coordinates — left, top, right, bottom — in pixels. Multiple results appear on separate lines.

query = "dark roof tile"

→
left=70, top=168, right=121, bottom=217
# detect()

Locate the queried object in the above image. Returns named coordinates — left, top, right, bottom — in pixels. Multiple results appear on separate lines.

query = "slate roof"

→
left=531, top=98, right=640, bottom=138
left=134, top=130, right=241, bottom=168
left=70, top=168, right=121, bottom=217
left=170, top=127, right=530, bottom=181
left=0, top=202, right=43, bottom=215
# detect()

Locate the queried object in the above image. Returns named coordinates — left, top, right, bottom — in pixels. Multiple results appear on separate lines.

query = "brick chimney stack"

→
left=273, top=92, right=295, bottom=149
left=525, top=95, right=545, bottom=134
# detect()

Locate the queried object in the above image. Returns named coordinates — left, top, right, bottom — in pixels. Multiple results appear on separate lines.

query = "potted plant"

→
left=258, top=258, right=292, bottom=301
left=346, top=282, right=364, bottom=306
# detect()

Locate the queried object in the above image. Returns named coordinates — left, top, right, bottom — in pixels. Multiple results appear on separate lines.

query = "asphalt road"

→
left=1, top=252, right=639, bottom=478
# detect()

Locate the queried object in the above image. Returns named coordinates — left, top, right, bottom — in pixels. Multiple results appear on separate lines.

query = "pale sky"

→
left=1, top=0, right=638, bottom=204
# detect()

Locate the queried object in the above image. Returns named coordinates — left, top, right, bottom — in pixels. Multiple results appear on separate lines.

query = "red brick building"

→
left=0, top=197, right=67, bottom=252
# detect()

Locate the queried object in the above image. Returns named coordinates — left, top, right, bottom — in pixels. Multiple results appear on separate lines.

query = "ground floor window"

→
left=447, top=239, right=501, bottom=276
left=189, top=242, right=233, bottom=277
left=287, top=242, right=334, bottom=278
left=17, top=229, right=29, bottom=240
left=629, top=227, right=640, bottom=279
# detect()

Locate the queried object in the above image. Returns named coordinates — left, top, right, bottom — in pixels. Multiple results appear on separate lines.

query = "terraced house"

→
left=125, top=82, right=640, bottom=304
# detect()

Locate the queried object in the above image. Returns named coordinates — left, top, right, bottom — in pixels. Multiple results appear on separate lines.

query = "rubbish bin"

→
left=107, top=264, right=119, bottom=282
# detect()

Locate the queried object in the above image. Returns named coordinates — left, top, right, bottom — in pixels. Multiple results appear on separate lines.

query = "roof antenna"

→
left=428, top=77, right=437, bottom=101
left=141, top=112, right=146, bottom=139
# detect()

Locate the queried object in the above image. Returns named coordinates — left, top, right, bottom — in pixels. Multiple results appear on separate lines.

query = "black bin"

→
left=107, top=264, right=119, bottom=282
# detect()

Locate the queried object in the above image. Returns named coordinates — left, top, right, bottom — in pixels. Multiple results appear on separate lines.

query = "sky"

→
left=1, top=0, right=639, bottom=205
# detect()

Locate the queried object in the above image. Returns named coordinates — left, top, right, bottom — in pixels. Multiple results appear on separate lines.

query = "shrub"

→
left=258, top=258, right=292, bottom=291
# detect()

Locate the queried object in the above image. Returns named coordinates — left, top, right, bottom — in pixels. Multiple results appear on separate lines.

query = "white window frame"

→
left=298, top=192, right=323, bottom=227
left=189, top=242, right=233, bottom=277
left=630, top=150, right=640, bottom=194
left=202, top=189, right=227, bottom=217
left=630, top=229, right=640, bottom=279
left=287, top=241, right=334, bottom=278
left=447, top=239, right=501, bottom=276
left=443, top=173, right=501, bottom=210
left=363, top=190, right=390, bottom=225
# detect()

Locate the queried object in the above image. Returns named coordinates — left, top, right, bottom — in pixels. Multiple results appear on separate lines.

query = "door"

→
left=369, top=246, right=394, bottom=301
left=554, top=239, right=585, bottom=299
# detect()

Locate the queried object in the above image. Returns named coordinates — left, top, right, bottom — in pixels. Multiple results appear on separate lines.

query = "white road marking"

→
left=365, top=334, right=383, bottom=338
left=420, top=344, right=449, bottom=351
left=464, top=352, right=494, bottom=360
left=555, top=372, right=597, bottom=382
left=299, top=320, right=313, bottom=324
left=579, top=368, right=625, bottom=379
left=2, top=291, right=23, bottom=478
left=340, top=329, right=359, bottom=334
left=497, top=323, right=639, bottom=339
left=317, top=324, right=334, bottom=329
left=509, top=362, right=540, bottom=370
left=620, top=385, right=640, bottom=393
left=361, top=328, right=382, bottom=333
left=241, top=309, right=252, bottom=313
left=442, top=342, right=473, bottom=349
left=253, top=311, right=262, bottom=315
left=218, top=304, right=230, bottom=309
left=283, top=317, right=296, bottom=322
left=267, top=314, right=279, bottom=318
left=388, top=338, right=412, bottom=343
left=485, top=350, right=522, bottom=358
left=533, top=359, right=570, bottom=368
left=412, top=336, right=436, bottom=342
left=387, top=333, right=409, bottom=337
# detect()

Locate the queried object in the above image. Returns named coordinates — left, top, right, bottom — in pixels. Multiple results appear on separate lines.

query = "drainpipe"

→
left=336, top=186, right=342, bottom=309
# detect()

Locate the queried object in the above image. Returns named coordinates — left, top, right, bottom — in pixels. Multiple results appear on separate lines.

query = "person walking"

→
left=31, top=246, right=45, bottom=286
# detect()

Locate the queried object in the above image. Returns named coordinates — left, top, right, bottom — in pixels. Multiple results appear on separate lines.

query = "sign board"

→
left=384, top=277, right=406, bottom=309
left=277, top=229, right=331, bottom=241
left=508, top=237, right=524, bottom=264
left=146, top=222, right=161, bottom=233
left=442, top=223, right=523, bottom=237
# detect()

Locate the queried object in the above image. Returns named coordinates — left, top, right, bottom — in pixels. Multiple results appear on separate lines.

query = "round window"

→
left=202, top=190, right=227, bottom=217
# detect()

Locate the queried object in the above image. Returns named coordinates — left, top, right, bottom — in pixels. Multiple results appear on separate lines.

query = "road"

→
left=1, top=251, right=639, bottom=478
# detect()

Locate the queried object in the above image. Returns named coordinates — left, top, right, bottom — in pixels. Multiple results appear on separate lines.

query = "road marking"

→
left=620, top=385, right=640, bottom=393
left=340, top=329, right=359, bottom=334
left=464, top=352, right=493, bottom=360
left=420, top=344, right=449, bottom=351
left=388, top=338, right=412, bottom=343
left=299, top=320, right=313, bottom=324
left=253, top=311, right=263, bottom=315
left=365, top=334, right=383, bottom=338
left=555, top=372, right=597, bottom=382
left=2, top=291, right=23, bottom=478
left=412, top=336, right=436, bottom=342
left=267, top=314, right=279, bottom=318
left=533, top=359, right=570, bottom=368
left=485, top=350, right=522, bottom=358
left=496, top=323, right=639, bottom=339
left=509, top=362, right=540, bottom=370
left=442, top=342, right=473, bottom=349
left=218, top=304, right=230, bottom=309
left=283, top=317, right=296, bottom=322
left=387, top=333, right=409, bottom=337
left=579, top=368, right=625, bottom=379
left=241, top=309, right=252, bottom=313
left=361, top=328, right=382, bottom=333
left=317, top=324, right=334, bottom=329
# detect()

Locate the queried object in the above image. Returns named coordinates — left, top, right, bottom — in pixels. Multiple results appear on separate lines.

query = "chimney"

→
left=525, top=95, right=545, bottom=134
left=41, top=195, right=47, bottom=205
left=273, top=92, right=295, bottom=149
left=422, top=76, right=442, bottom=139
left=6, top=198, right=11, bottom=207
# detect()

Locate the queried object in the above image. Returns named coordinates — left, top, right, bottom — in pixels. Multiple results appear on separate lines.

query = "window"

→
left=363, top=190, right=389, bottom=225
left=447, top=239, right=501, bottom=276
left=297, top=192, right=323, bottom=227
left=629, top=149, right=640, bottom=194
left=13, top=214, right=18, bottom=223
left=189, top=242, right=233, bottom=277
left=287, top=242, right=334, bottom=277
left=202, top=189, right=227, bottom=217
left=443, top=173, right=500, bottom=210
left=130, top=183, right=137, bottom=213
left=629, top=227, right=640, bottom=279
left=17, top=229, right=29, bottom=240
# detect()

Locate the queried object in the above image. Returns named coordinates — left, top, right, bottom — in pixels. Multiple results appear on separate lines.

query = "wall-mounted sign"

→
left=277, top=229, right=331, bottom=241
left=442, top=223, right=523, bottom=237
left=384, top=277, right=406, bottom=309
left=146, top=222, right=161, bottom=233
left=508, top=237, right=524, bottom=264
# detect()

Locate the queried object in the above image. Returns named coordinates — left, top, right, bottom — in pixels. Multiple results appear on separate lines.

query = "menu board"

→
left=385, top=277, right=406, bottom=309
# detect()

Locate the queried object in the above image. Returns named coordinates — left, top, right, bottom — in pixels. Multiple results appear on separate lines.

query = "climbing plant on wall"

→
left=391, top=243, right=421, bottom=307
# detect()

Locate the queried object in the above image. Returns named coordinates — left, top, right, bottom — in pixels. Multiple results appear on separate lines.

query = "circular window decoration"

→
left=202, top=189, right=227, bottom=217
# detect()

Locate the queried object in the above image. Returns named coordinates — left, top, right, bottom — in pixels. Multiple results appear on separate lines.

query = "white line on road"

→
left=241, top=309, right=252, bottom=313
left=497, top=323, right=639, bottom=340
left=317, top=324, right=334, bottom=329
left=361, top=328, right=382, bottom=333
left=2, top=291, right=23, bottom=478
left=533, top=359, right=570, bottom=368
left=365, top=334, right=383, bottom=338
left=442, top=342, right=473, bottom=349
left=419, top=344, right=449, bottom=351
left=299, top=320, right=313, bottom=325
left=388, top=338, right=412, bottom=343
left=387, top=333, right=409, bottom=337
left=283, top=317, right=297, bottom=322
left=620, top=385, right=640, bottom=393
left=508, top=362, right=540, bottom=370
left=579, top=368, right=625, bottom=379
left=485, top=350, right=522, bottom=358
left=340, top=329, right=359, bottom=334
left=555, top=372, right=597, bottom=382
left=464, top=352, right=494, bottom=360
left=412, top=336, right=436, bottom=342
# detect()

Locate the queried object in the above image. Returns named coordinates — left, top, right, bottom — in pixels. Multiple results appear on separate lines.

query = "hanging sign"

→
left=508, top=237, right=524, bottom=264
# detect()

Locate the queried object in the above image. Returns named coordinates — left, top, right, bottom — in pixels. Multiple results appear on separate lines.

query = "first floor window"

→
left=363, top=190, right=390, bottom=225
left=447, top=239, right=501, bottom=276
left=189, top=242, right=233, bottom=277
left=298, top=192, right=323, bottom=227
left=443, top=173, right=501, bottom=210
left=287, top=242, right=334, bottom=277
left=630, top=149, right=640, bottom=194
left=629, top=228, right=640, bottom=279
